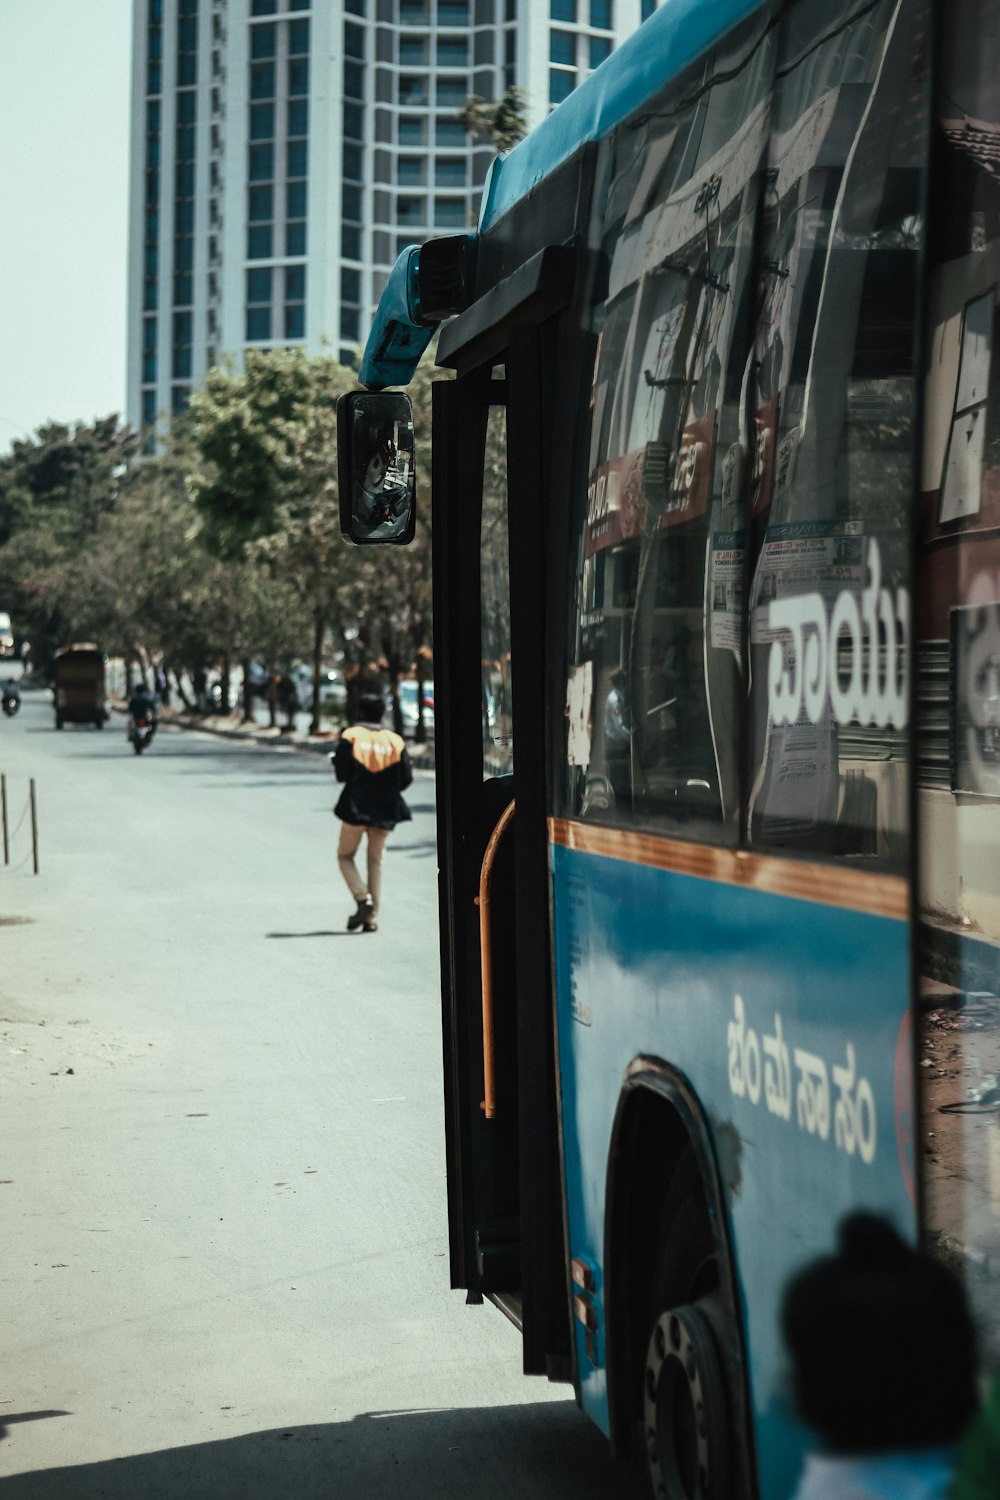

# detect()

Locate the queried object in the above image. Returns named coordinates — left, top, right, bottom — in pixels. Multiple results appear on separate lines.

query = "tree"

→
left=458, top=86, right=528, bottom=153
left=0, top=416, right=137, bottom=675
left=188, top=348, right=357, bottom=724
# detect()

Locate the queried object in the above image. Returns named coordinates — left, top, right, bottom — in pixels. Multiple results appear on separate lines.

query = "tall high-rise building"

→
left=127, top=0, right=650, bottom=431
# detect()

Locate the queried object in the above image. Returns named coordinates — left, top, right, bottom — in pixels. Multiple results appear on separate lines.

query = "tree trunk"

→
left=267, top=662, right=277, bottom=728
left=415, top=648, right=428, bottom=744
left=241, top=658, right=253, bottom=723
left=219, top=655, right=231, bottom=714
left=172, top=670, right=194, bottom=711
left=310, top=612, right=325, bottom=736
left=389, top=674, right=403, bottom=737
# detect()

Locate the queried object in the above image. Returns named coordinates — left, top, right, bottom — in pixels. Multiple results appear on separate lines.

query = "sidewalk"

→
left=131, top=701, right=438, bottom=771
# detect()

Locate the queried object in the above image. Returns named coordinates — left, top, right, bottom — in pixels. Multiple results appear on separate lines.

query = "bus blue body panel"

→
left=359, top=244, right=435, bottom=391
left=550, top=840, right=915, bottom=1500
left=479, top=0, right=765, bottom=231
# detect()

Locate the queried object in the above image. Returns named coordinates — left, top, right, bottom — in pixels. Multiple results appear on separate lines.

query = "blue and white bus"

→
left=339, top=0, right=1000, bottom=1492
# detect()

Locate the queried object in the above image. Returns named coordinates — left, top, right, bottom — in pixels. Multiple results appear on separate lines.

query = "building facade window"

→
left=399, top=75, right=428, bottom=104
left=550, top=66, right=574, bottom=103
left=436, top=78, right=467, bottom=105
left=589, top=34, right=611, bottom=67
left=400, top=35, right=428, bottom=64
left=550, top=28, right=574, bottom=64
left=398, top=156, right=426, bottom=184
left=172, top=309, right=193, bottom=376
left=438, top=0, right=469, bottom=23
left=173, top=0, right=197, bottom=401
left=251, top=23, right=276, bottom=59
left=434, top=196, right=467, bottom=226
left=396, top=195, right=426, bottom=224
left=437, top=37, right=468, bottom=65
left=435, top=156, right=466, bottom=186
left=246, top=266, right=272, bottom=340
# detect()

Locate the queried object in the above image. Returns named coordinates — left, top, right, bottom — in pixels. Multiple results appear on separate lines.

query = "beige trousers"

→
left=337, top=822, right=390, bottom=916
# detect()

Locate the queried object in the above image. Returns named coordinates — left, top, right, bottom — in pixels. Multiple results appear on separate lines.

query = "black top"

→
left=333, top=722, right=413, bottom=830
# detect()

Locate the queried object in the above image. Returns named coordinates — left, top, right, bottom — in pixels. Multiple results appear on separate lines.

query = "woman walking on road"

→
left=331, top=691, right=412, bottom=933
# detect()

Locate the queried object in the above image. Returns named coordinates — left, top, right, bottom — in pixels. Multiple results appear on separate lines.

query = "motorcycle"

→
left=129, top=713, right=155, bottom=754
left=2, top=684, right=20, bottom=718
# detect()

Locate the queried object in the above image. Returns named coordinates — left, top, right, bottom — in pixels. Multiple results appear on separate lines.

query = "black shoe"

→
left=363, top=919, right=378, bottom=933
left=347, top=897, right=374, bottom=932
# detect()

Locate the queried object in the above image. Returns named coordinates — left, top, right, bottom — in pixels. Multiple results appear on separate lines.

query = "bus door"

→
left=433, top=327, right=570, bottom=1378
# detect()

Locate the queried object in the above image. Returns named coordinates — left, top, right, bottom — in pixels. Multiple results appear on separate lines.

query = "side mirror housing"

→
left=337, top=391, right=417, bottom=546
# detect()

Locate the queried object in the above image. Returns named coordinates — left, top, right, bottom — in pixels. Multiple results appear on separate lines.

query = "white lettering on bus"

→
left=726, top=995, right=877, bottom=1164
left=832, top=1042, right=877, bottom=1165
left=766, top=539, right=909, bottom=729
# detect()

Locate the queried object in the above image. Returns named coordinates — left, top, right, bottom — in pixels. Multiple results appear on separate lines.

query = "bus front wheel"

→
left=643, top=1155, right=732, bottom=1499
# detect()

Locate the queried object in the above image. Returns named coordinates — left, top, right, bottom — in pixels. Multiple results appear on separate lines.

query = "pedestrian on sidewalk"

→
left=331, top=689, right=412, bottom=933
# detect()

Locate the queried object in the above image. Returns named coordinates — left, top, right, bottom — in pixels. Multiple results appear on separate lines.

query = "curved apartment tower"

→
left=126, top=0, right=651, bottom=432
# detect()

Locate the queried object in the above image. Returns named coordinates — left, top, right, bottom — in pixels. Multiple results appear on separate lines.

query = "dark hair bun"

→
left=838, top=1212, right=912, bottom=1272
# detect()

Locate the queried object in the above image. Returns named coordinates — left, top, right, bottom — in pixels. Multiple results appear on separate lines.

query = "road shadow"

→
left=0, top=1401, right=648, bottom=1500
left=264, top=930, right=352, bottom=940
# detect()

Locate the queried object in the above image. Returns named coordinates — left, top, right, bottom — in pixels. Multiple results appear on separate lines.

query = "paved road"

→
left=0, top=685, right=646, bottom=1499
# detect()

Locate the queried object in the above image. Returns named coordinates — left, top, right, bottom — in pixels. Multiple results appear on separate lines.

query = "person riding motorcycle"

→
left=1, top=680, right=20, bottom=717
left=127, top=683, right=158, bottom=740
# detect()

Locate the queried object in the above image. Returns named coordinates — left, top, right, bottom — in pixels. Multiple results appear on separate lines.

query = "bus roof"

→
left=478, top=0, right=762, bottom=231
left=359, top=0, right=762, bottom=388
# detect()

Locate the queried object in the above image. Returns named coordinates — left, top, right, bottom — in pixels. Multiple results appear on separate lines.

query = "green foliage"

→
left=0, top=415, right=138, bottom=672
left=0, top=345, right=444, bottom=716
left=458, top=86, right=528, bottom=154
left=188, top=348, right=356, bottom=558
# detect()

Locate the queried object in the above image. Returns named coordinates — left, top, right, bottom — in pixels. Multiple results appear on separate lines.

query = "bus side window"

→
left=565, top=6, right=776, bottom=842
left=745, top=0, right=926, bottom=868
left=919, top=0, right=1000, bottom=1366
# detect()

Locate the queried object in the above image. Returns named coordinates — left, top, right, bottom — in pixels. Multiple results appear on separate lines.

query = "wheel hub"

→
left=644, top=1301, right=730, bottom=1500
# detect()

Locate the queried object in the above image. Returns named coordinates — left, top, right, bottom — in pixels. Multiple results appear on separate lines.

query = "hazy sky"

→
left=0, top=0, right=133, bottom=452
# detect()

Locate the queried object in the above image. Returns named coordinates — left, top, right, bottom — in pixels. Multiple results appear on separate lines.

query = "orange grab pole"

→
left=474, top=799, right=515, bottom=1120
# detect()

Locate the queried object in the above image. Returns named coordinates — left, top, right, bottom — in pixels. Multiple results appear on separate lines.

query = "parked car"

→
left=289, top=665, right=347, bottom=714
left=0, top=612, right=15, bottom=658
left=392, top=678, right=434, bottom=736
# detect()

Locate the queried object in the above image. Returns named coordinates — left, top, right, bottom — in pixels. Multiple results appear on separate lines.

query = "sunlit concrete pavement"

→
left=0, top=686, right=644, bottom=1499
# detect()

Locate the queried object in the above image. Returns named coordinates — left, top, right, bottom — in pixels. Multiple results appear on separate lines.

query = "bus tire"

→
left=643, top=1152, right=731, bottom=1500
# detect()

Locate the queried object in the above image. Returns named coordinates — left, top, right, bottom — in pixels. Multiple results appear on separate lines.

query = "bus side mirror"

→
left=337, top=391, right=417, bottom=546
